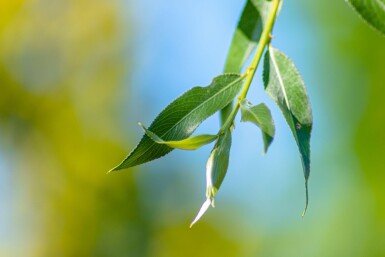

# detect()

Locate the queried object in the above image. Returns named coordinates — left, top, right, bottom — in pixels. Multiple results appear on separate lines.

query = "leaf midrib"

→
left=268, top=48, right=305, bottom=159
left=130, top=76, right=242, bottom=164
left=157, top=76, right=242, bottom=139
left=269, top=47, right=292, bottom=112
left=244, top=107, right=263, bottom=127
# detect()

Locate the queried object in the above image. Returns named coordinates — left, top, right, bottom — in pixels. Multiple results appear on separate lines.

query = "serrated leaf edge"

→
left=109, top=74, right=243, bottom=172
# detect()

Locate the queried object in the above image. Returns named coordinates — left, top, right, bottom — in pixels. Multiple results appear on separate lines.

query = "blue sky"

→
left=119, top=0, right=343, bottom=232
left=0, top=0, right=364, bottom=245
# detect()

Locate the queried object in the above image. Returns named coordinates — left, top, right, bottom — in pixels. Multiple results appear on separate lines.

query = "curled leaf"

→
left=263, top=45, right=312, bottom=214
left=240, top=99, right=275, bottom=153
left=139, top=122, right=217, bottom=150
left=190, top=129, right=232, bottom=227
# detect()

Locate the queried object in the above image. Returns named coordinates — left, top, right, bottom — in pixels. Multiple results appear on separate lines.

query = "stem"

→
left=220, top=0, right=281, bottom=132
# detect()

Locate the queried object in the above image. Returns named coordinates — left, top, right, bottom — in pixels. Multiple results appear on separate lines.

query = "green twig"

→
left=220, top=0, right=281, bottom=132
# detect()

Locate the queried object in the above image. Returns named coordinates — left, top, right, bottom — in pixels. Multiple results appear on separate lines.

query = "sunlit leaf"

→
left=110, top=74, right=243, bottom=171
left=263, top=46, right=313, bottom=213
left=240, top=99, right=275, bottom=153
left=224, top=0, right=273, bottom=74
left=138, top=122, right=217, bottom=150
left=346, top=0, right=385, bottom=35
left=190, top=129, right=232, bottom=227
left=190, top=198, right=211, bottom=228
left=221, top=0, right=272, bottom=124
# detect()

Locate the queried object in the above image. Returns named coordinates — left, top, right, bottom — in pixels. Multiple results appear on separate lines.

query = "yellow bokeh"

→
left=1, top=0, right=385, bottom=256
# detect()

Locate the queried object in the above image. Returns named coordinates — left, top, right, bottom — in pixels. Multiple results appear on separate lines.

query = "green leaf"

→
left=190, top=129, right=232, bottom=227
left=221, top=0, right=272, bottom=124
left=263, top=46, right=313, bottom=214
left=346, top=0, right=385, bottom=36
left=252, top=0, right=277, bottom=25
left=110, top=74, right=243, bottom=171
left=138, top=122, right=217, bottom=150
left=223, top=0, right=273, bottom=74
left=240, top=99, right=275, bottom=153
left=206, top=130, right=232, bottom=200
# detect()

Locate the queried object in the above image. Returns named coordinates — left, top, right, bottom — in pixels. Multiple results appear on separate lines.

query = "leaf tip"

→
left=190, top=198, right=212, bottom=228
left=262, top=142, right=269, bottom=155
left=262, top=137, right=273, bottom=155
left=301, top=179, right=309, bottom=217
left=107, top=163, right=123, bottom=174
left=262, top=148, right=267, bottom=156
left=138, top=122, right=145, bottom=130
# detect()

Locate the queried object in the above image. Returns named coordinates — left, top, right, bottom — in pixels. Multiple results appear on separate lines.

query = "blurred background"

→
left=1, top=0, right=385, bottom=256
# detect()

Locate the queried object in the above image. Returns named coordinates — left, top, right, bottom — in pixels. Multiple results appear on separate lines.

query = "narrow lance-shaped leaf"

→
left=221, top=0, right=273, bottom=124
left=346, top=0, right=385, bottom=36
left=240, top=99, right=275, bottom=153
left=223, top=0, right=273, bottom=74
left=138, top=122, right=217, bottom=150
left=190, top=129, right=232, bottom=227
left=110, top=74, right=243, bottom=171
left=263, top=46, right=313, bottom=214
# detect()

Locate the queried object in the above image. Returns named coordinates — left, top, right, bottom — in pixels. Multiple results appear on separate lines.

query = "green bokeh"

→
left=1, top=0, right=385, bottom=256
